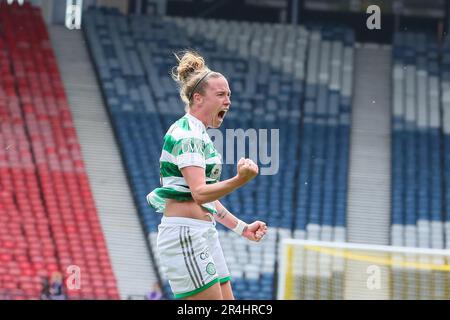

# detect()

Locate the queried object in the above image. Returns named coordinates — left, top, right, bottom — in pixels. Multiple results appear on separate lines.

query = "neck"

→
left=187, top=109, right=209, bottom=128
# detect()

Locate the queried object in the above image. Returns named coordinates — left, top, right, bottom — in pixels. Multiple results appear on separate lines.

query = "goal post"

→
left=277, top=239, right=450, bottom=300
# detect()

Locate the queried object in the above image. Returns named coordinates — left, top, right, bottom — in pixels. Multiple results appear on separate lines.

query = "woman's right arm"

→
left=181, top=158, right=258, bottom=205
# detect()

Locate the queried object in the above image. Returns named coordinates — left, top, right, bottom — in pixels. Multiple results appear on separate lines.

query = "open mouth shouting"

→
left=217, top=108, right=229, bottom=121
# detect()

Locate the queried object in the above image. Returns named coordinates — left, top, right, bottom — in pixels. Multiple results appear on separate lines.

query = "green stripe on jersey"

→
left=160, top=161, right=183, bottom=178
left=177, top=116, right=190, bottom=131
left=153, top=187, right=192, bottom=201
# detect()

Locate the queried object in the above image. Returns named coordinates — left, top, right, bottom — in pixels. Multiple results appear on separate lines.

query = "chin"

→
left=210, top=119, right=224, bottom=129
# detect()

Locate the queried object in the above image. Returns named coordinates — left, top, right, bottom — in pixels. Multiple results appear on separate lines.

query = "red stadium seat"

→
left=0, top=4, right=119, bottom=300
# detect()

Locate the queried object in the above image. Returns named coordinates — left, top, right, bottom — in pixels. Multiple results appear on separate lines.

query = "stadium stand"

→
left=5, top=0, right=450, bottom=302
left=0, top=2, right=119, bottom=299
left=391, top=31, right=445, bottom=250
left=390, top=31, right=450, bottom=299
left=83, top=7, right=354, bottom=299
left=442, top=34, right=450, bottom=249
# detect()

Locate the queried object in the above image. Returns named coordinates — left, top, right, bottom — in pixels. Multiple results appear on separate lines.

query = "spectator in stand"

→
left=49, top=272, right=66, bottom=300
left=146, top=282, right=163, bottom=300
left=40, top=277, right=51, bottom=300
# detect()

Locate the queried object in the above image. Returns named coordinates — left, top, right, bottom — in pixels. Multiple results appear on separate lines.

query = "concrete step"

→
left=49, top=25, right=157, bottom=299
left=347, top=46, right=392, bottom=246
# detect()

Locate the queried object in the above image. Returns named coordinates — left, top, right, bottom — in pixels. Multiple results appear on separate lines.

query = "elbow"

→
left=191, top=193, right=208, bottom=205
left=191, top=189, right=209, bottom=205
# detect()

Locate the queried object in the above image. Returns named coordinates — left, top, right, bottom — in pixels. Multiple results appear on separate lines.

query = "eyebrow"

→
left=215, top=90, right=231, bottom=95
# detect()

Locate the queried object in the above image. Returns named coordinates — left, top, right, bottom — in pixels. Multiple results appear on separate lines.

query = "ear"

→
left=193, top=92, right=203, bottom=105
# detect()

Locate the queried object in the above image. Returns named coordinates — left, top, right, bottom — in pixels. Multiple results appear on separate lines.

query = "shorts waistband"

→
left=160, top=216, right=215, bottom=228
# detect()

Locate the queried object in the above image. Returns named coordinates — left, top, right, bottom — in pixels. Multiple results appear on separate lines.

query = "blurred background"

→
left=0, top=0, right=450, bottom=300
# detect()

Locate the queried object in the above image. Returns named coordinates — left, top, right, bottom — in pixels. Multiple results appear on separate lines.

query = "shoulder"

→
left=167, top=117, right=203, bottom=142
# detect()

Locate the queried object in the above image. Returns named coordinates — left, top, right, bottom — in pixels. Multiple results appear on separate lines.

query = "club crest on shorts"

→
left=206, top=262, right=216, bottom=275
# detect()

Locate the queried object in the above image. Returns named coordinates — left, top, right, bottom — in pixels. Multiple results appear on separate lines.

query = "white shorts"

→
left=157, top=216, right=231, bottom=299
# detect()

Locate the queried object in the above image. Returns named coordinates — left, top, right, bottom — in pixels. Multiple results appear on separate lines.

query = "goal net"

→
left=277, top=239, right=450, bottom=300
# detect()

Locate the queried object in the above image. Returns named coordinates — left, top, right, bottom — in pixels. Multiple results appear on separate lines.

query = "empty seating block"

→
left=442, top=35, right=450, bottom=249
left=391, top=32, right=445, bottom=251
left=391, top=31, right=450, bottom=299
left=0, top=2, right=119, bottom=300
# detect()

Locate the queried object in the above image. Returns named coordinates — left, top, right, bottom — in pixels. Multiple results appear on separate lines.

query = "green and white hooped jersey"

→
left=147, top=113, right=222, bottom=215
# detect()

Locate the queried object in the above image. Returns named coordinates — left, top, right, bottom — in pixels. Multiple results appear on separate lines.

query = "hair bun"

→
left=172, top=51, right=206, bottom=84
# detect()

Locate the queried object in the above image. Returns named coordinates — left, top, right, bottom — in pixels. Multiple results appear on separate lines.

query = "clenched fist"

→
left=236, top=158, right=259, bottom=184
left=243, top=221, right=268, bottom=242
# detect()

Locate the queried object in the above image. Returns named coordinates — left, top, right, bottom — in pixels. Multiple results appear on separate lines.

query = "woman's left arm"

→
left=214, top=201, right=268, bottom=242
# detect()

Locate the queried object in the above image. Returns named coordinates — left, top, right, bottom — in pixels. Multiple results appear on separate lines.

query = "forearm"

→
left=191, top=176, right=245, bottom=205
left=214, top=200, right=245, bottom=230
left=215, top=201, right=268, bottom=242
